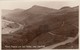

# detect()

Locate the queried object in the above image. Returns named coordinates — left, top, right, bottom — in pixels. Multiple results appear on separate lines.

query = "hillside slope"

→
left=26, top=6, right=79, bottom=49
left=2, top=5, right=57, bottom=25
left=2, top=6, right=79, bottom=49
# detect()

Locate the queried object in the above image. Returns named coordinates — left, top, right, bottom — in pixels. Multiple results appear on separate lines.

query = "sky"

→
left=0, top=0, right=79, bottom=10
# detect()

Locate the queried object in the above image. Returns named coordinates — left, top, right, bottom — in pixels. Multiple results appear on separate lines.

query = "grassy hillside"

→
left=2, top=6, right=79, bottom=49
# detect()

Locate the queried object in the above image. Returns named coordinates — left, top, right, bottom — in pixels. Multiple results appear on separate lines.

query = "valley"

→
left=2, top=5, right=79, bottom=49
left=2, top=19, right=24, bottom=34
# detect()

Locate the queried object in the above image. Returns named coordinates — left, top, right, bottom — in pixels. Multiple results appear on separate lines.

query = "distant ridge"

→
left=31, top=5, right=55, bottom=10
left=60, top=6, right=71, bottom=10
left=25, top=5, right=57, bottom=14
left=2, top=5, right=78, bottom=25
left=2, top=9, right=25, bottom=16
left=2, top=5, right=57, bottom=24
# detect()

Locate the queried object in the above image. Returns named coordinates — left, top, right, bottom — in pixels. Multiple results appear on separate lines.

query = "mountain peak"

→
left=32, top=5, right=40, bottom=7
left=25, top=5, right=57, bottom=15
left=32, top=5, right=44, bottom=8
left=31, top=5, right=54, bottom=10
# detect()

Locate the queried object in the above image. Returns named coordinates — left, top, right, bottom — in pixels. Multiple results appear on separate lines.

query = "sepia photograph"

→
left=1, top=0, right=79, bottom=50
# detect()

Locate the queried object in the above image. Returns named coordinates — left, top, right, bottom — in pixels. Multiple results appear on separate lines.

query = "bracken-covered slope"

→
left=26, top=6, right=79, bottom=49
left=2, top=6, right=79, bottom=49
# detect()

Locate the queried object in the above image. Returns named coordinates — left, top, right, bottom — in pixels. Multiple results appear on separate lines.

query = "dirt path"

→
left=40, top=24, right=78, bottom=49
left=40, top=34, right=78, bottom=49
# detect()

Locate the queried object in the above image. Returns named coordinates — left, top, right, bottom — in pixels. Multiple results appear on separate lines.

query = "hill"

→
left=2, top=9, right=24, bottom=16
left=2, top=5, right=57, bottom=25
left=2, top=6, right=79, bottom=49
left=25, top=6, right=79, bottom=48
